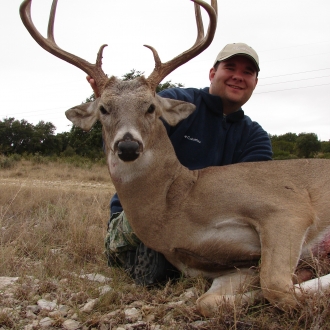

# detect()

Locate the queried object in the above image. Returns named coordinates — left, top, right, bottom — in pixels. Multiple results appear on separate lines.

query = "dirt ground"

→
left=0, top=160, right=116, bottom=194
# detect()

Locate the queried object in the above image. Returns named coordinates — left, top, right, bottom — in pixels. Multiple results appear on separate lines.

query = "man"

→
left=88, top=42, right=273, bottom=286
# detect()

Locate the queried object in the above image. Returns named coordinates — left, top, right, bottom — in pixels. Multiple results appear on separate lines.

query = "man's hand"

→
left=86, top=75, right=100, bottom=98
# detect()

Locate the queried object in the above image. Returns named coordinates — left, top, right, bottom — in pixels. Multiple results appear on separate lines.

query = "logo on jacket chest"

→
left=184, top=135, right=201, bottom=144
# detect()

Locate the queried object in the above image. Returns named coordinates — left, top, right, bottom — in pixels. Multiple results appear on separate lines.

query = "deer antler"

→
left=19, top=0, right=109, bottom=93
left=20, top=0, right=217, bottom=94
left=145, top=0, right=218, bottom=91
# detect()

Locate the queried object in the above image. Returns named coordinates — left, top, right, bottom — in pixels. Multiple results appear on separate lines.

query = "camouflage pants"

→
left=104, top=211, right=141, bottom=267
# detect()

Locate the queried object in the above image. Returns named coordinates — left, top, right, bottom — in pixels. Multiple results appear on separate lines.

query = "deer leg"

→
left=196, top=268, right=260, bottom=317
left=258, top=216, right=310, bottom=310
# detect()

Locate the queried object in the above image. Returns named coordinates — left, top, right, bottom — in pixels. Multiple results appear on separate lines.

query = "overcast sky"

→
left=1, top=0, right=330, bottom=141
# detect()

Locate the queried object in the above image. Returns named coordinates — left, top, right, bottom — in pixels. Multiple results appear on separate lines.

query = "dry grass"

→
left=1, top=158, right=330, bottom=329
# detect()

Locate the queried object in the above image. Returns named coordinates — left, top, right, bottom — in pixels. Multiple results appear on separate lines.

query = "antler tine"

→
left=47, top=0, right=57, bottom=43
left=19, top=0, right=109, bottom=93
left=145, top=0, right=217, bottom=91
left=193, top=3, right=204, bottom=47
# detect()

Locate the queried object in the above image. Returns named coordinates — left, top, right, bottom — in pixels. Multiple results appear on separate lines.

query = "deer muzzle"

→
left=115, top=133, right=142, bottom=162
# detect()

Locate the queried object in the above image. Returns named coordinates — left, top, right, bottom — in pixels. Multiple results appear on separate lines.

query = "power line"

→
left=263, top=51, right=330, bottom=64
left=255, top=82, right=330, bottom=94
left=259, top=40, right=330, bottom=53
left=259, top=74, right=330, bottom=87
left=6, top=107, right=68, bottom=116
left=262, top=67, right=330, bottom=79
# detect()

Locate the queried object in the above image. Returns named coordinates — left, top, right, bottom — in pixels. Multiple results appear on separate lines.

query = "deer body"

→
left=70, top=77, right=330, bottom=315
left=114, top=113, right=330, bottom=315
left=104, top=83, right=330, bottom=267
left=20, top=0, right=330, bottom=317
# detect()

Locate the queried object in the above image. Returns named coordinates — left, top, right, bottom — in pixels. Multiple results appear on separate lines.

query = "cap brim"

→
left=216, top=53, right=260, bottom=71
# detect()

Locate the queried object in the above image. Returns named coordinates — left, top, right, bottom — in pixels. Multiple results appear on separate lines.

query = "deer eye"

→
left=147, top=104, right=155, bottom=114
left=99, top=105, right=108, bottom=115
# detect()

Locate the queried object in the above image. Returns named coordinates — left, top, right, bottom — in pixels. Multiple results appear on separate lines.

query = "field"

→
left=1, top=157, right=330, bottom=329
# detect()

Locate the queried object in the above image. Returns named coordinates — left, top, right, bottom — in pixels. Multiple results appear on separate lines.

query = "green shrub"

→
left=31, top=153, right=49, bottom=165
left=0, top=155, right=12, bottom=169
left=0, top=155, right=19, bottom=169
left=272, top=150, right=298, bottom=160
left=319, top=152, right=330, bottom=159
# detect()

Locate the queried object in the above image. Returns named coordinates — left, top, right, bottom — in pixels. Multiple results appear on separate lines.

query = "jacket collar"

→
left=200, top=87, right=244, bottom=122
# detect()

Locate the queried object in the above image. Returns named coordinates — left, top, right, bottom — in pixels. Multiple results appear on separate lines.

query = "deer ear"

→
left=156, top=95, right=196, bottom=126
left=65, top=98, right=101, bottom=131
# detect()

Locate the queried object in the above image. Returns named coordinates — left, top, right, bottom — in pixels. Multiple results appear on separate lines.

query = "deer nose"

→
left=116, top=133, right=141, bottom=162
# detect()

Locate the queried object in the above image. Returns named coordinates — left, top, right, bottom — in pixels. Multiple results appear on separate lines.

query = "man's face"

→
left=209, top=55, right=258, bottom=110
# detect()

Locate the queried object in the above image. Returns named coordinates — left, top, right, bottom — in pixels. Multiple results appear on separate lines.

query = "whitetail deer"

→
left=20, top=0, right=330, bottom=317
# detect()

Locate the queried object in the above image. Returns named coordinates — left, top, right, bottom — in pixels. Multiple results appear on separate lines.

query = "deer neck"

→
left=108, top=121, right=184, bottom=194
left=107, top=121, right=198, bottom=246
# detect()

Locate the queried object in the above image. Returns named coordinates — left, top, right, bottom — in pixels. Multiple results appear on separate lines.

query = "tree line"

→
left=0, top=70, right=329, bottom=160
left=271, top=132, right=330, bottom=159
left=1, top=116, right=329, bottom=160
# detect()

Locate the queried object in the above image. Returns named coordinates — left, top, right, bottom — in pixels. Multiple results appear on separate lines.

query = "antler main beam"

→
left=20, top=0, right=217, bottom=94
left=145, top=0, right=218, bottom=91
left=19, top=0, right=109, bottom=93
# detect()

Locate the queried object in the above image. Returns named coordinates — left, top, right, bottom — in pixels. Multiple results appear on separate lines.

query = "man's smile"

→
left=227, top=84, right=244, bottom=90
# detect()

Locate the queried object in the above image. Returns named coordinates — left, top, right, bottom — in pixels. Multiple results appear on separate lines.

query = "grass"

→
left=1, top=158, right=330, bottom=329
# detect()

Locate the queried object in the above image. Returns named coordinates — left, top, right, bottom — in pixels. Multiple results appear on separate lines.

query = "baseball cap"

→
left=213, top=43, right=260, bottom=71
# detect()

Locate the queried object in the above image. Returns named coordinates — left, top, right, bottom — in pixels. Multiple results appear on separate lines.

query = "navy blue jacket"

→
left=110, top=87, right=272, bottom=214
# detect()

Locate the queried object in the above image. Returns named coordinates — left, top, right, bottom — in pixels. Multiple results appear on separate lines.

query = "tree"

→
left=321, top=141, right=330, bottom=153
left=67, top=121, right=103, bottom=158
left=0, top=117, right=64, bottom=156
left=0, top=117, right=34, bottom=154
left=32, top=121, right=62, bottom=155
left=122, top=69, right=184, bottom=92
left=122, top=69, right=144, bottom=81
left=295, top=133, right=321, bottom=158
left=270, top=133, right=297, bottom=159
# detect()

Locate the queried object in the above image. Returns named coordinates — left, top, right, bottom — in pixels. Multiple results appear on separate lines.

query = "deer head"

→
left=20, top=0, right=217, bottom=164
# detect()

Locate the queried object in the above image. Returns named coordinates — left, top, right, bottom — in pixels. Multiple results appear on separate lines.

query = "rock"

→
left=26, top=310, right=37, bottom=319
left=129, top=300, right=144, bottom=308
left=37, top=299, right=58, bottom=311
left=50, top=248, right=62, bottom=255
left=62, top=319, right=81, bottom=330
left=70, top=313, right=79, bottom=320
left=26, top=305, right=40, bottom=314
left=180, top=288, right=196, bottom=300
left=124, top=307, right=141, bottom=322
left=48, top=310, right=62, bottom=318
left=167, top=300, right=184, bottom=308
left=126, top=321, right=148, bottom=329
left=70, top=291, right=89, bottom=303
left=105, top=309, right=121, bottom=319
left=24, top=324, right=34, bottom=330
left=99, top=285, right=112, bottom=295
left=0, top=307, right=14, bottom=315
left=150, top=326, right=162, bottom=330
left=32, top=320, right=39, bottom=327
left=189, top=320, right=210, bottom=329
left=39, top=317, right=54, bottom=327
left=79, top=273, right=111, bottom=283
left=0, top=276, right=19, bottom=289
left=58, top=304, right=70, bottom=316
left=81, top=298, right=99, bottom=313
left=144, top=313, right=155, bottom=323
left=60, top=278, right=69, bottom=284
left=43, top=293, right=52, bottom=300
